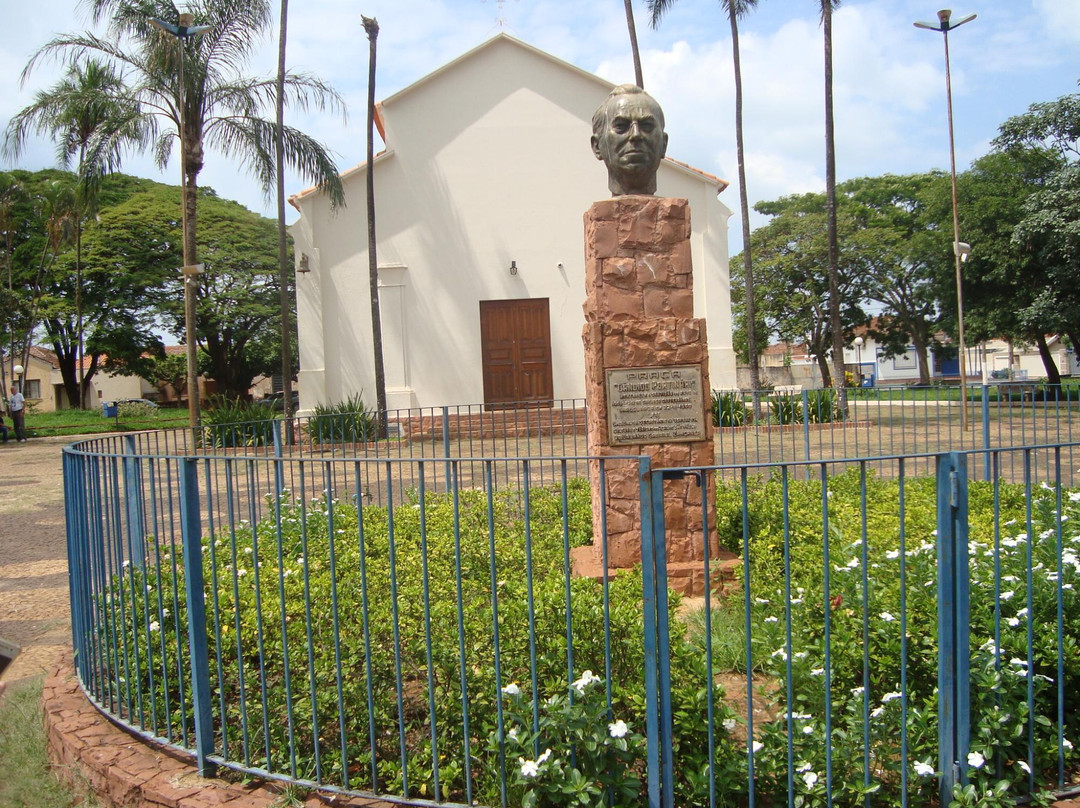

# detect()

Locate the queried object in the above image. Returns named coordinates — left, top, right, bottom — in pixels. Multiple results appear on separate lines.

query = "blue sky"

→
left=2, top=0, right=1078, bottom=252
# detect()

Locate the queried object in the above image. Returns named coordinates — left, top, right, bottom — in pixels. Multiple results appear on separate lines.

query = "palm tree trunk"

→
left=624, top=0, right=644, bottom=88
left=179, top=42, right=201, bottom=426
left=822, top=0, right=846, bottom=414
left=276, top=0, right=294, bottom=421
left=729, top=7, right=761, bottom=418
left=363, top=16, right=388, bottom=435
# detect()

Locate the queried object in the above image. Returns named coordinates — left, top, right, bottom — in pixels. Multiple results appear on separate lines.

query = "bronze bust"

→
left=591, top=84, right=669, bottom=196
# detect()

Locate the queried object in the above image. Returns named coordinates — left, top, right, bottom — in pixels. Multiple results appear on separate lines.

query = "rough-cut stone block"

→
left=583, top=197, right=720, bottom=596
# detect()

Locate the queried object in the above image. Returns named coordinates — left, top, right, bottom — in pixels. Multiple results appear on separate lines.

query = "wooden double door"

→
left=479, top=298, right=554, bottom=409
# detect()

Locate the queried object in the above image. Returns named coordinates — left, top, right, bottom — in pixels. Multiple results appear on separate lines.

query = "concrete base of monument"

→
left=569, top=542, right=740, bottom=598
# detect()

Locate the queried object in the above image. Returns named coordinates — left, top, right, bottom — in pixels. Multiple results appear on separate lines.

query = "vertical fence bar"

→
left=981, top=385, right=992, bottom=481
left=639, top=457, right=664, bottom=808
left=936, top=451, right=970, bottom=804
left=123, top=435, right=146, bottom=570
left=178, top=457, right=216, bottom=777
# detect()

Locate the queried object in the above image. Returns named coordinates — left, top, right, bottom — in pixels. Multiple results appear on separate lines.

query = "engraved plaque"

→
left=606, top=365, right=706, bottom=446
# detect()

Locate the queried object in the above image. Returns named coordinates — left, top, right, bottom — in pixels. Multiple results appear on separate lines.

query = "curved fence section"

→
left=62, top=426, right=1080, bottom=807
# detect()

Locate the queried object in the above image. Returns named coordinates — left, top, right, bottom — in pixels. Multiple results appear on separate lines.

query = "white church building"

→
left=288, top=34, right=737, bottom=412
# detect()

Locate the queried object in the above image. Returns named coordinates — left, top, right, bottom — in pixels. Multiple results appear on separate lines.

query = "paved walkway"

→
left=0, top=435, right=74, bottom=687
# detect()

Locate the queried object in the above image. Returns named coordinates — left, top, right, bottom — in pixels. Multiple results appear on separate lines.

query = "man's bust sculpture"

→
left=591, top=84, right=669, bottom=196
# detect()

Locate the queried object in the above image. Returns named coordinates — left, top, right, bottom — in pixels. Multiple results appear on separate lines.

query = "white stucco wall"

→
left=291, top=35, right=736, bottom=412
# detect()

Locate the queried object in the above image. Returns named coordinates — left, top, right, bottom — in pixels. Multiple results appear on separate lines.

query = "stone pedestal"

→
left=576, top=196, right=720, bottom=596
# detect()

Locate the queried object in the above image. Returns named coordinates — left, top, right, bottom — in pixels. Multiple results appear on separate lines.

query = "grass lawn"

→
left=0, top=679, right=98, bottom=808
left=22, top=406, right=189, bottom=438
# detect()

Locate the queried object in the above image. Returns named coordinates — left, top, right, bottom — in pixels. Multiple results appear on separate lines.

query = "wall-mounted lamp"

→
left=298, top=253, right=310, bottom=274
left=509, top=260, right=518, bottom=276
left=954, top=241, right=971, bottom=263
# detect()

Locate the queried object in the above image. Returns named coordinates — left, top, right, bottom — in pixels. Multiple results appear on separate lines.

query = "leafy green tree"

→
left=991, top=89, right=1080, bottom=366
left=959, top=148, right=1071, bottom=383
left=648, top=0, right=764, bottom=396
left=78, top=179, right=290, bottom=398
left=736, top=191, right=867, bottom=387
left=842, top=172, right=953, bottom=385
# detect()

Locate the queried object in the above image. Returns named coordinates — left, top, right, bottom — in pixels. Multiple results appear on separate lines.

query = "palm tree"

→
left=4, top=59, right=145, bottom=407
left=820, top=0, right=845, bottom=412
left=648, top=0, right=764, bottom=405
left=624, top=0, right=645, bottom=88
left=22, top=0, right=346, bottom=413
left=362, top=15, right=388, bottom=434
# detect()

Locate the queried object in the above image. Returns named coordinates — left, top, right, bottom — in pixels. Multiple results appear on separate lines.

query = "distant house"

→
left=288, top=34, right=738, bottom=413
left=7, top=344, right=217, bottom=412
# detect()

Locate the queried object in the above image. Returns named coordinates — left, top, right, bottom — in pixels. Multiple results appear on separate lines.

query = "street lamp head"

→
left=954, top=241, right=972, bottom=262
left=150, top=14, right=211, bottom=38
left=854, top=337, right=864, bottom=348
left=914, top=9, right=976, bottom=32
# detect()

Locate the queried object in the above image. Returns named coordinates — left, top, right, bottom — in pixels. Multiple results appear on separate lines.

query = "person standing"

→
left=8, top=386, right=26, bottom=442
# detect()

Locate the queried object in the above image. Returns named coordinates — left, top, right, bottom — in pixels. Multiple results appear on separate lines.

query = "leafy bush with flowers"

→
left=101, top=478, right=738, bottom=805
left=491, top=670, right=645, bottom=808
left=94, top=465, right=1080, bottom=808
left=709, top=469, right=1079, bottom=807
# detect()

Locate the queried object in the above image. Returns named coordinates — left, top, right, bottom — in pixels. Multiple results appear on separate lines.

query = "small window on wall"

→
left=892, top=350, right=918, bottom=371
left=24, top=379, right=41, bottom=399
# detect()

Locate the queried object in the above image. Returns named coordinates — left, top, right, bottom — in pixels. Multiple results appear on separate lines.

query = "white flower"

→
left=519, top=759, right=539, bottom=778
left=886, top=549, right=900, bottom=560
left=871, top=706, right=885, bottom=718
left=810, top=668, right=825, bottom=677
left=967, top=751, right=985, bottom=769
left=537, top=749, right=552, bottom=764
left=507, top=727, right=520, bottom=741
left=722, top=718, right=737, bottom=732
left=914, top=761, right=935, bottom=777
left=764, top=616, right=779, bottom=623
left=572, top=670, right=601, bottom=694
left=771, top=648, right=788, bottom=661
left=1063, top=739, right=1073, bottom=750
left=502, top=683, right=521, bottom=697
left=1018, top=760, right=1031, bottom=774
left=850, top=686, right=865, bottom=697
left=237, top=567, right=248, bottom=577
left=802, top=725, right=814, bottom=735
left=162, top=608, right=170, bottom=618
left=752, top=741, right=764, bottom=753
left=803, top=771, right=819, bottom=789
left=149, top=620, right=160, bottom=632
left=608, top=720, right=629, bottom=738
left=122, top=559, right=131, bottom=569
left=1016, top=608, right=1029, bottom=618
left=1007, top=617, right=1020, bottom=627
left=755, top=597, right=771, bottom=605
left=880, top=612, right=896, bottom=622
left=1000, top=590, right=1014, bottom=601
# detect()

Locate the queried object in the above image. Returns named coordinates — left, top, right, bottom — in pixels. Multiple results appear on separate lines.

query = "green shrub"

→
left=308, top=393, right=377, bottom=445
left=805, top=388, right=837, bottom=423
left=712, top=390, right=747, bottom=428
left=202, top=395, right=277, bottom=447
left=769, top=393, right=802, bottom=425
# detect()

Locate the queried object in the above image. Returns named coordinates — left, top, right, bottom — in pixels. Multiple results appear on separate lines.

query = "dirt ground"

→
left=0, top=436, right=74, bottom=688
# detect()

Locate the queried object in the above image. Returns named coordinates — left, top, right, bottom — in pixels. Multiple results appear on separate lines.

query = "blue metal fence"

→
left=62, top=429, right=1080, bottom=807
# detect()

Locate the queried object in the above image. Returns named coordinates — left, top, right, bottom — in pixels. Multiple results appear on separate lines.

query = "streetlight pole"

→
left=151, top=11, right=210, bottom=429
left=853, top=336, right=864, bottom=386
left=916, top=8, right=976, bottom=431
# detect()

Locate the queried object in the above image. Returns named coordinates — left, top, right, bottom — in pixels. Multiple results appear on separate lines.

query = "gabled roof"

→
left=289, top=33, right=728, bottom=207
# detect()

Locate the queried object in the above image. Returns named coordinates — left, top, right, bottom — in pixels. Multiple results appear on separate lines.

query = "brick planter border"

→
left=41, top=652, right=399, bottom=808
